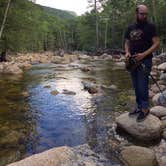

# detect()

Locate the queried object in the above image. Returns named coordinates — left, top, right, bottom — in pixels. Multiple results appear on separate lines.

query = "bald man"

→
left=124, top=5, right=160, bottom=122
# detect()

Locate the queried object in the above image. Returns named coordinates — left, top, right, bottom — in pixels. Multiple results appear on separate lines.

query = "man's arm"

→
left=135, top=36, right=160, bottom=61
left=125, top=39, right=131, bottom=58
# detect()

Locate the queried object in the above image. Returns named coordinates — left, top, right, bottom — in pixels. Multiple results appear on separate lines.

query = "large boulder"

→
left=7, top=146, right=77, bottom=166
left=7, top=145, right=108, bottom=166
left=116, top=112, right=162, bottom=141
left=121, top=146, right=158, bottom=166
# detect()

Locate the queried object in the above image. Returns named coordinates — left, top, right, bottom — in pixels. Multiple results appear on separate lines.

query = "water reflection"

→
left=0, top=60, right=133, bottom=165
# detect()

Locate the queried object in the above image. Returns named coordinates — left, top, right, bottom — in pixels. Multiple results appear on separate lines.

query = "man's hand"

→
left=125, top=52, right=131, bottom=58
left=133, top=53, right=146, bottom=61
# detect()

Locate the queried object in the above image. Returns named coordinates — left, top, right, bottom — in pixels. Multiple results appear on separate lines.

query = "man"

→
left=124, top=5, right=160, bottom=121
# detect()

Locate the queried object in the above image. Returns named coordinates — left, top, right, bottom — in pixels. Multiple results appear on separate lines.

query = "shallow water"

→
left=0, top=60, right=135, bottom=165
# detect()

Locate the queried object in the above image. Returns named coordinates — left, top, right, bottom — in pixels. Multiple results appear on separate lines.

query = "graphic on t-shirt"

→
left=130, top=29, right=143, bottom=41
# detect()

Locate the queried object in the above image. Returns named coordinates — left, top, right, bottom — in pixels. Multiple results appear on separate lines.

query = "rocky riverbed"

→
left=0, top=51, right=165, bottom=166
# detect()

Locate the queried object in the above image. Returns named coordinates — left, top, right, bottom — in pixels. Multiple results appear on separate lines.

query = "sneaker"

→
left=136, top=109, right=149, bottom=122
left=128, top=108, right=141, bottom=116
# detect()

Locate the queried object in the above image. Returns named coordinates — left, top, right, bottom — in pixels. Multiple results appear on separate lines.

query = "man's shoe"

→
left=128, top=108, right=141, bottom=116
left=136, top=109, right=149, bottom=122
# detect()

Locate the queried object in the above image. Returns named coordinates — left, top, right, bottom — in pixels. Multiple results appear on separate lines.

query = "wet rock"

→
left=116, top=113, right=162, bottom=141
left=80, top=67, right=91, bottom=72
left=7, top=145, right=108, bottom=166
left=150, top=106, right=166, bottom=118
left=82, top=81, right=98, bottom=94
left=44, top=85, right=51, bottom=88
left=121, top=146, right=158, bottom=166
left=158, top=62, right=166, bottom=72
left=62, top=89, right=76, bottom=95
left=50, top=90, right=59, bottom=96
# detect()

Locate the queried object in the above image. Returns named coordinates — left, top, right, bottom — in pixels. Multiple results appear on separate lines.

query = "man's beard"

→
left=136, top=17, right=147, bottom=24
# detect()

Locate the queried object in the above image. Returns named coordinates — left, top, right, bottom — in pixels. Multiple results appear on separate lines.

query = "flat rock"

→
left=116, top=112, right=162, bottom=141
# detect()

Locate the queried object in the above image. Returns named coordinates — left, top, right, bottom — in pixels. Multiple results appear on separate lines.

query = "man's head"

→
left=136, top=5, right=149, bottom=23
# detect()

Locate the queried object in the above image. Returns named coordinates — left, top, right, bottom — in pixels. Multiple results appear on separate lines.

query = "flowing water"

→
left=0, top=59, right=136, bottom=165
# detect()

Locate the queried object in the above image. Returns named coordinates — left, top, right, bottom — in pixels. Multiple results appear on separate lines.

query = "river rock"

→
left=151, top=84, right=166, bottom=93
left=158, top=62, right=166, bottom=72
left=0, top=64, right=4, bottom=72
left=114, top=62, right=125, bottom=68
left=158, top=90, right=166, bottom=107
left=160, top=73, right=166, bottom=82
left=62, top=89, right=76, bottom=95
left=152, top=93, right=161, bottom=105
left=150, top=106, right=166, bottom=118
left=116, top=112, right=162, bottom=141
left=80, top=67, right=91, bottom=72
left=162, top=129, right=166, bottom=140
left=51, top=90, right=59, bottom=96
left=121, top=146, right=158, bottom=166
left=82, top=81, right=98, bottom=94
left=7, top=146, right=77, bottom=166
left=149, top=90, right=155, bottom=98
left=7, top=145, right=108, bottom=166
left=3, top=63, right=23, bottom=75
left=153, top=139, right=166, bottom=166
left=161, top=118, right=166, bottom=129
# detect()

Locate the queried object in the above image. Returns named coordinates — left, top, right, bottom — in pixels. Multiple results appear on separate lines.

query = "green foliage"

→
left=0, top=0, right=165, bottom=52
left=0, top=0, right=76, bottom=52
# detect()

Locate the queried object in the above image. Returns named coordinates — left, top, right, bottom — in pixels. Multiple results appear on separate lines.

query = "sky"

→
left=36, top=0, right=89, bottom=16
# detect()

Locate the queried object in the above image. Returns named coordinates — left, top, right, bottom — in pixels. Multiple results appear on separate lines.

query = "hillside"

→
left=41, top=6, right=77, bottom=20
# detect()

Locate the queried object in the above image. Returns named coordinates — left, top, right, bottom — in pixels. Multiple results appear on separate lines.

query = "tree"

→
left=0, top=0, right=11, bottom=40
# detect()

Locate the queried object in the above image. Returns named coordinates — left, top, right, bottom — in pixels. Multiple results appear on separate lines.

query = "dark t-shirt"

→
left=124, top=22, right=157, bottom=58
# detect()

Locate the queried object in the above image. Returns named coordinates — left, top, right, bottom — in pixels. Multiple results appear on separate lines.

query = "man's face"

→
left=136, top=7, right=148, bottom=23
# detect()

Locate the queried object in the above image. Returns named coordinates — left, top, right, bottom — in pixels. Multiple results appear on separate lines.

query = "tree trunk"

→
left=0, top=0, right=11, bottom=40
left=111, top=7, right=115, bottom=48
left=94, top=0, right=99, bottom=50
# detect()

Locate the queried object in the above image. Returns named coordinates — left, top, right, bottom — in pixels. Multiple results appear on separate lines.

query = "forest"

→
left=0, top=0, right=166, bottom=53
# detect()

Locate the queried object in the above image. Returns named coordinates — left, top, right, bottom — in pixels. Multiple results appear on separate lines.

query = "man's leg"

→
left=131, top=70, right=142, bottom=109
left=136, top=59, right=152, bottom=121
left=129, top=70, right=142, bottom=116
